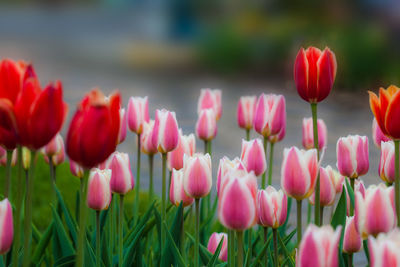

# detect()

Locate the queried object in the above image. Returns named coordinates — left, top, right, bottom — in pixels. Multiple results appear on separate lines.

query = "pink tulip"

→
left=87, top=168, right=112, bottom=210
left=108, top=152, right=134, bottom=195
left=169, top=169, right=194, bottom=207
left=368, top=229, right=400, bottom=267
left=372, top=118, right=390, bottom=148
left=127, top=96, right=149, bottom=134
left=151, top=109, right=179, bottom=153
left=345, top=179, right=365, bottom=216
left=333, top=171, right=345, bottom=194
left=0, top=198, right=13, bottom=254
left=379, top=141, right=398, bottom=184
left=70, top=160, right=84, bottom=178
left=336, top=135, right=369, bottom=178
left=343, top=216, right=362, bottom=253
left=281, top=147, right=318, bottom=200
left=42, top=134, right=65, bottom=166
left=141, top=120, right=158, bottom=155
left=309, top=166, right=336, bottom=207
left=297, top=224, right=341, bottom=267
left=118, top=108, right=127, bottom=144
left=257, top=186, right=287, bottom=228
left=218, top=169, right=258, bottom=230
left=217, top=157, right=246, bottom=197
left=355, top=184, right=396, bottom=238
left=207, top=232, right=228, bottom=262
left=268, top=126, right=286, bottom=144
left=253, top=94, right=286, bottom=138
left=302, top=117, right=327, bottom=150
left=195, top=108, right=217, bottom=141
left=198, top=89, right=222, bottom=120
left=182, top=153, right=212, bottom=198
left=168, top=131, right=195, bottom=171
left=241, top=138, right=266, bottom=176
left=237, top=96, right=257, bottom=130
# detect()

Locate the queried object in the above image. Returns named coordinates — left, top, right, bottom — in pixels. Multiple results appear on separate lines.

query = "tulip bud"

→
left=127, top=96, right=149, bottom=134
left=240, top=138, right=266, bottom=176
left=217, top=157, right=246, bottom=197
left=183, top=154, right=212, bottom=199
left=141, top=120, right=158, bottom=155
left=207, top=232, right=228, bottom=262
left=118, top=108, right=127, bottom=144
left=336, top=135, right=369, bottom=178
left=218, top=169, right=258, bottom=230
left=294, top=46, right=337, bottom=103
left=309, top=166, right=336, bottom=207
left=297, top=225, right=341, bottom=267
left=302, top=118, right=327, bottom=150
left=0, top=198, right=13, bottom=254
left=151, top=109, right=179, bottom=153
left=345, top=179, right=365, bottom=216
left=70, top=160, right=84, bottom=178
left=343, top=216, right=362, bottom=253
left=168, top=131, right=195, bottom=171
left=355, top=184, right=396, bottom=238
left=254, top=94, right=286, bottom=138
left=170, top=169, right=194, bottom=207
left=237, top=96, right=257, bottom=130
left=379, top=141, right=398, bottom=184
left=42, top=134, right=65, bottom=166
left=368, top=229, right=400, bottom=267
left=257, top=186, right=287, bottom=228
left=198, top=89, right=222, bottom=120
left=87, top=168, right=112, bottom=210
left=281, top=147, right=318, bottom=200
left=372, top=118, right=390, bottom=148
left=195, top=108, right=217, bottom=141
left=108, top=152, right=134, bottom=195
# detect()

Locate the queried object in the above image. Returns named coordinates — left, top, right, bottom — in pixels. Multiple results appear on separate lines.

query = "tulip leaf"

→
left=84, top=238, right=96, bottom=267
left=51, top=205, right=75, bottom=259
left=249, top=234, right=272, bottom=267
left=331, top=187, right=347, bottom=229
left=277, top=231, right=295, bottom=266
left=101, top=229, right=111, bottom=267
left=186, top=232, right=214, bottom=264
left=345, top=178, right=355, bottom=211
left=32, top=221, right=54, bottom=265
left=55, top=185, right=78, bottom=244
left=53, top=255, right=75, bottom=267
left=206, top=237, right=224, bottom=267
left=363, top=239, right=370, bottom=262
left=163, top=222, right=187, bottom=267
left=280, top=197, right=293, bottom=236
left=161, top=203, right=184, bottom=267
left=124, top=200, right=155, bottom=245
left=122, top=225, right=146, bottom=267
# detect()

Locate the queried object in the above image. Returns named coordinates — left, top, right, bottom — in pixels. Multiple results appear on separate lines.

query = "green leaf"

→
left=53, top=255, right=75, bottom=267
left=84, top=238, right=96, bottom=267
left=249, top=234, right=272, bottom=267
left=51, top=205, right=75, bottom=259
left=331, top=187, right=347, bottom=229
left=124, top=200, right=155, bottom=245
left=161, top=203, right=184, bottom=267
left=363, top=239, right=370, bottom=262
left=163, top=222, right=186, bottom=267
left=206, top=237, right=224, bottom=267
left=345, top=178, right=355, bottom=212
left=32, top=221, right=54, bottom=265
left=55, top=185, right=78, bottom=244
left=122, top=225, right=146, bottom=267
left=186, top=232, right=214, bottom=265
left=277, top=231, right=295, bottom=267
left=280, top=197, right=293, bottom=235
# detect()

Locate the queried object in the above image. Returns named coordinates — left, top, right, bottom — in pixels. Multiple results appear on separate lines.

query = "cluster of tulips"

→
left=0, top=44, right=399, bottom=267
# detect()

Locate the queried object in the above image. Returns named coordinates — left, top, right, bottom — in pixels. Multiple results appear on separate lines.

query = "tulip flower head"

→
left=302, top=117, right=327, bottom=150
left=0, top=198, right=13, bottom=254
left=87, top=168, right=112, bottom=210
left=309, top=166, right=336, bottom=207
left=336, top=135, right=369, bottom=178
left=257, top=186, right=288, bottom=228
left=343, top=216, right=362, bottom=254
left=372, top=118, right=390, bottom=148
left=198, top=89, right=222, bottom=120
left=237, top=95, right=257, bottom=130
left=281, top=147, right=318, bottom=200
left=368, top=229, right=400, bottom=267
left=207, top=232, right=228, bottom=262
left=217, top=157, right=246, bottom=197
left=240, top=138, right=267, bottom=176
left=118, top=108, right=127, bottom=144
left=294, top=46, right=337, bottom=103
left=195, top=108, right=218, bottom=141
left=66, top=89, right=121, bottom=169
left=170, top=169, right=194, bottom=207
left=151, top=109, right=179, bottom=154
left=141, top=120, right=158, bottom=155
left=332, top=170, right=345, bottom=194
left=182, top=153, right=212, bottom=199
left=253, top=94, right=286, bottom=138
left=168, top=130, right=195, bottom=170
left=42, top=134, right=65, bottom=166
left=345, top=179, right=365, bottom=216
left=297, top=224, right=341, bottom=267
left=369, top=85, right=400, bottom=139
left=108, top=152, right=134, bottom=195
left=379, top=141, right=398, bottom=184
left=70, top=160, right=84, bottom=178
left=127, top=96, right=149, bottom=134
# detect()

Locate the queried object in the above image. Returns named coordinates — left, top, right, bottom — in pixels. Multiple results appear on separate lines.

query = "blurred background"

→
left=1, top=0, right=399, bottom=263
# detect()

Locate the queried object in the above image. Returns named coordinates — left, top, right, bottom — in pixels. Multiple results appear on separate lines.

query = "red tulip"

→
left=66, top=89, right=121, bottom=169
left=294, top=47, right=337, bottom=103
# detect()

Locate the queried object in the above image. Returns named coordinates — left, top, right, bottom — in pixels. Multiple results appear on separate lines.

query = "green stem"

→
left=135, top=133, right=141, bottom=222
left=195, top=199, right=200, bottom=267
left=348, top=253, right=353, bottom=267
left=180, top=211, right=185, bottom=260
left=350, top=178, right=355, bottom=216
left=395, top=140, right=400, bottom=226
left=148, top=155, right=154, bottom=202
left=22, top=150, right=37, bottom=267
left=119, top=195, right=124, bottom=267
left=262, top=138, right=268, bottom=188
left=263, top=227, right=268, bottom=267
left=161, top=153, right=167, bottom=247
left=109, top=195, right=114, bottom=259
left=297, top=200, right=302, bottom=245
left=246, top=129, right=250, bottom=141
left=204, top=140, right=208, bottom=154
left=320, top=206, right=324, bottom=225
left=228, top=229, right=235, bottom=267
left=207, top=140, right=212, bottom=156
left=11, top=147, right=23, bottom=267
left=273, top=228, right=278, bottom=267
left=307, top=202, right=312, bottom=224
left=237, top=231, right=244, bottom=267
left=76, top=171, right=89, bottom=267
left=4, top=149, right=12, bottom=198
left=49, top=159, right=56, bottom=205
left=268, top=142, right=275, bottom=186
left=311, top=103, right=321, bottom=226
left=247, top=228, right=252, bottom=266
left=96, top=211, right=101, bottom=267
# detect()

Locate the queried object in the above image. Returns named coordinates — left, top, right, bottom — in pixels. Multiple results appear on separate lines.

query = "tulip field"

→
left=0, top=45, right=399, bottom=267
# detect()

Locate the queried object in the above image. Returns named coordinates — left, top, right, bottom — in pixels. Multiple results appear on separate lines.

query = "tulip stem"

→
left=296, top=200, right=302, bottom=245
left=180, top=209, right=185, bottom=260
left=49, top=159, right=57, bottom=205
left=11, top=146, right=23, bottom=267
left=119, top=194, right=124, bottom=267
left=263, top=227, right=268, bottom=267
left=320, top=206, right=324, bottom=225
left=228, top=229, right=235, bottom=267
left=237, top=231, right=244, bottom=267
left=395, top=140, right=400, bottom=226
left=194, top=198, right=200, bottom=267
left=161, top=153, right=167, bottom=248
left=268, top=142, right=275, bottom=186
left=148, top=155, right=154, bottom=202
left=307, top=202, right=312, bottom=224
left=272, top=228, right=278, bottom=267
left=109, top=195, right=115, bottom=259
left=204, top=140, right=208, bottom=154
left=348, top=253, right=353, bottom=267
left=76, top=170, right=89, bottom=267
left=135, top=133, right=141, bottom=223
left=247, top=228, right=252, bottom=266
left=350, top=178, right=355, bottom=216
left=262, top=137, right=268, bottom=188
left=4, top=149, right=12, bottom=199
left=311, top=103, right=321, bottom=226
left=246, top=129, right=250, bottom=141
left=96, top=211, right=101, bottom=267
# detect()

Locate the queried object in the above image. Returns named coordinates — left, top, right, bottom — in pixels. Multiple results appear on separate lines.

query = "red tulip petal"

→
left=0, top=99, right=18, bottom=149
left=0, top=59, right=24, bottom=104
left=369, top=91, right=387, bottom=136
left=316, top=48, right=336, bottom=102
left=305, top=47, right=322, bottom=101
left=385, top=90, right=400, bottom=139
left=294, top=48, right=309, bottom=102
